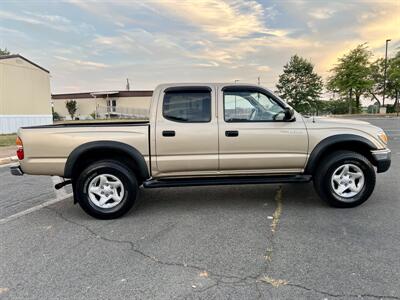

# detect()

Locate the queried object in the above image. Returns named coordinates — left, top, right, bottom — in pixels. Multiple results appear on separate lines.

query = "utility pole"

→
left=126, top=78, right=130, bottom=91
left=382, top=39, right=391, bottom=109
left=257, top=76, right=260, bottom=85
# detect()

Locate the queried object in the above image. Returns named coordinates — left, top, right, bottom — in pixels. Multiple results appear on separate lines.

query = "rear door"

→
left=218, top=86, right=308, bottom=174
left=154, top=86, right=219, bottom=177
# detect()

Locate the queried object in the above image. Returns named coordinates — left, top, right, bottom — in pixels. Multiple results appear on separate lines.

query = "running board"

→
left=143, top=175, right=312, bottom=189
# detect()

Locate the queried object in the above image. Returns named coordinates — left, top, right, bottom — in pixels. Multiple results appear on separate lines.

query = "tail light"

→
left=16, top=137, right=24, bottom=160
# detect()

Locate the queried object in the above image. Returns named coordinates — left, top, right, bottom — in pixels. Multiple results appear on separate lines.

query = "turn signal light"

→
left=16, top=137, right=24, bottom=160
left=377, top=131, right=388, bottom=145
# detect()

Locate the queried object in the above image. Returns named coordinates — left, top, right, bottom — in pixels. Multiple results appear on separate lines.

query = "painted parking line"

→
left=0, top=193, right=73, bottom=225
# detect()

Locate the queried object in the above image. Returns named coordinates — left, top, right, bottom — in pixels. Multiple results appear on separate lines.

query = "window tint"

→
left=224, top=91, right=285, bottom=122
left=163, top=91, right=211, bottom=122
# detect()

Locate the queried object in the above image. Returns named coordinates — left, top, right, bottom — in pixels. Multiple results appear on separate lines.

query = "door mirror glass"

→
left=283, top=107, right=295, bottom=121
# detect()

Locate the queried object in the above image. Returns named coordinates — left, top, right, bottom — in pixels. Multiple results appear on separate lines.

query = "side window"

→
left=224, top=90, right=285, bottom=122
left=224, top=95, right=254, bottom=121
left=163, top=91, right=211, bottom=122
left=107, top=99, right=117, bottom=112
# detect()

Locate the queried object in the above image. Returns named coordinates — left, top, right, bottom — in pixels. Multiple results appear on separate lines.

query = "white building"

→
left=52, top=90, right=152, bottom=120
left=0, top=54, right=52, bottom=134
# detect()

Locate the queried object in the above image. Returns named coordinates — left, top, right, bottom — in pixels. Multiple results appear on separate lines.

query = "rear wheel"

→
left=313, top=150, right=376, bottom=208
left=75, top=160, right=138, bottom=219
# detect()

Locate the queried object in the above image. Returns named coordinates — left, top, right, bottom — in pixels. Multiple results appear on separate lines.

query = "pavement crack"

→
left=257, top=188, right=400, bottom=300
left=259, top=275, right=288, bottom=287
left=270, top=186, right=283, bottom=235
left=263, top=186, right=283, bottom=263
left=46, top=207, right=253, bottom=284
left=46, top=191, right=400, bottom=300
left=285, top=282, right=400, bottom=299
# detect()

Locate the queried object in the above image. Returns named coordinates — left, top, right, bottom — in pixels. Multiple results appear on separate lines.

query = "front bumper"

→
left=371, top=149, right=391, bottom=173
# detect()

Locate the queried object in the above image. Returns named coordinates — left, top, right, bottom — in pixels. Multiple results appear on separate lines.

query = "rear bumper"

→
left=371, top=149, right=391, bottom=173
left=10, top=165, right=24, bottom=176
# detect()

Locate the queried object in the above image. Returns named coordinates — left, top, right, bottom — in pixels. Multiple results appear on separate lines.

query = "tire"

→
left=75, top=160, right=138, bottom=219
left=313, top=150, right=376, bottom=208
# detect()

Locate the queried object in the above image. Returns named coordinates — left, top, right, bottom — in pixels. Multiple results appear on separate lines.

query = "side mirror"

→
left=283, top=107, right=295, bottom=121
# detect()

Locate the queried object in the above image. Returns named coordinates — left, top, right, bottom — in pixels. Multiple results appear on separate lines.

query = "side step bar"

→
left=143, top=175, right=312, bottom=189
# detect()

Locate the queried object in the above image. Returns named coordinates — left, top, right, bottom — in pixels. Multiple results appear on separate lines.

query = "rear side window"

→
left=163, top=91, right=211, bottom=122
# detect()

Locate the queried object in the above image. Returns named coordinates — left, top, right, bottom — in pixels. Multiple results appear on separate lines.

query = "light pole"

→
left=382, top=39, right=391, bottom=109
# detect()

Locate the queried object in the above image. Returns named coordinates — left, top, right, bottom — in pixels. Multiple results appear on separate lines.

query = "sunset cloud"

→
left=1, top=0, right=398, bottom=93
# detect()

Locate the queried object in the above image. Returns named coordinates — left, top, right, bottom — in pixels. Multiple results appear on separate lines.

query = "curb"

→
left=0, top=156, right=17, bottom=165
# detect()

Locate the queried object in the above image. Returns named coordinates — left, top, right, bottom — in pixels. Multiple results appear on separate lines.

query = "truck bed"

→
left=18, top=122, right=150, bottom=176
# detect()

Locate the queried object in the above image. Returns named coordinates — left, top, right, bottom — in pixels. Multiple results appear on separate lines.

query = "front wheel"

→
left=75, top=160, right=138, bottom=219
left=313, top=150, right=376, bottom=208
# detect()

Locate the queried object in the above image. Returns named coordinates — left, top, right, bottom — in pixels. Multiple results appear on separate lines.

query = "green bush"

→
left=325, top=99, right=349, bottom=115
left=386, top=104, right=398, bottom=113
left=65, top=100, right=77, bottom=119
left=52, top=111, right=61, bottom=121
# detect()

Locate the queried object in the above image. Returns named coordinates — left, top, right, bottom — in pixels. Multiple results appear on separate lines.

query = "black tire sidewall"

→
left=315, top=152, right=376, bottom=208
left=76, top=161, right=138, bottom=219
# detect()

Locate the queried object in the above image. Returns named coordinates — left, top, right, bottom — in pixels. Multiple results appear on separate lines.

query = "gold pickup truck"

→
left=11, top=83, right=391, bottom=219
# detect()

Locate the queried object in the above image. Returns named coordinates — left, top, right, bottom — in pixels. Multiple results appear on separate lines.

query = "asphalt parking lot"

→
left=1, top=117, right=399, bottom=299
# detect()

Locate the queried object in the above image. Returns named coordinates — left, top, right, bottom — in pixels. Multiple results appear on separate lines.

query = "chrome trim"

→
left=371, top=149, right=391, bottom=160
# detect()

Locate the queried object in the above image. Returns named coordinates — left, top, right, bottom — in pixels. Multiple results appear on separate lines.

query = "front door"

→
left=218, top=86, right=308, bottom=175
left=155, top=86, right=219, bottom=177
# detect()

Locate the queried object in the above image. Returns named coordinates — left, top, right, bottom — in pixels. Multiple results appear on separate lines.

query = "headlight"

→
left=377, top=131, right=388, bottom=144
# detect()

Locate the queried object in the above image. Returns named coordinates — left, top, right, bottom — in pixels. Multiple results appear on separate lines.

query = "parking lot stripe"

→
left=0, top=193, right=72, bottom=225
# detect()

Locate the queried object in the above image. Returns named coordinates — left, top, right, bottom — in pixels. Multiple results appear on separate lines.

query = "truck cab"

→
left=150, top=83, right=306, bottom=178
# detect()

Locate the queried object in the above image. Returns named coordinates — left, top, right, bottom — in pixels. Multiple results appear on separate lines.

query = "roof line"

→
left=52, top=90, right=153, bottom=100
left=0, top=54, right=50, bottom=73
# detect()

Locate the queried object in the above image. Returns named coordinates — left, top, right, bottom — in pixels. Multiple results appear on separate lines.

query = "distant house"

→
left=0, top=54, right=52, bottom=134
left=52, top=90, right=153, bottom=120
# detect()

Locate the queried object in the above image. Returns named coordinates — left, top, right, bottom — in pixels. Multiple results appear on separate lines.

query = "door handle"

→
left=225, top=130, right=239, bottom=137
left=162, top=130, right=175, bottom=137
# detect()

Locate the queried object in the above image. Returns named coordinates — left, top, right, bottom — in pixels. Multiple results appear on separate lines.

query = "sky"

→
left=0, top=0, right=399, bottom=94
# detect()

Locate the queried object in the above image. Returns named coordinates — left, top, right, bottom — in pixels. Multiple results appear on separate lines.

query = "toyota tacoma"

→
left=11, top=83, right=391, bottom=219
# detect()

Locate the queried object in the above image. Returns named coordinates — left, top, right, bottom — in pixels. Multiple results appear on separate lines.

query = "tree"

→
left=368, top=57, right=385, bottom=107
left=65, top=100, right=77, bottom=120
left=327, top=44, right=373, bottom=114
left=0, top=48, right=11, bottom=56
left=387, top=50, right=400, bottom=113
left=326, top=99, right=349, bottom=115
left=366, top=50, right=400, bottom=111
left=276, top=55, right=323, bottom=113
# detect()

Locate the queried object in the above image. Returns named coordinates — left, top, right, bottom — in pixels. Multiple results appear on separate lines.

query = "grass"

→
left=0, top=134, right=17, bottom=147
